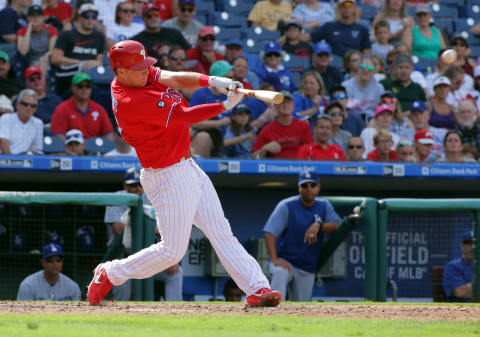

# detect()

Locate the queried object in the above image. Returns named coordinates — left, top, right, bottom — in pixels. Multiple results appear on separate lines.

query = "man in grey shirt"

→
left=17, top=243, right=81, bottom=301
left=161, top=0, right=203, bottom=47
left=104, top=167, right=183, bottom=301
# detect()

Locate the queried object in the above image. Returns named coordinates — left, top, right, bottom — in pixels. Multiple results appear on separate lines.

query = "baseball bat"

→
left=236, top=88, right=284, bottom=104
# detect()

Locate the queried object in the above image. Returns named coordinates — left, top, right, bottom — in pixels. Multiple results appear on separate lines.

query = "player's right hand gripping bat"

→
left=235, top=88, right=284, bottom=105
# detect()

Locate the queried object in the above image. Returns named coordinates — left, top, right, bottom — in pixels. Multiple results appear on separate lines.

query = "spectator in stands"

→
left=104, top=167, right=182, bottom=301
left=329, top=86, right=365, bottom=136
left=223, top=278, right=243, bottom=302
left=371, top=20, right=394, bottom=64
left=247, top=0, right=292, bottom=32
left=0, top=95, right=14, bottom=116
left=361, top=104, right=400, bottom=157
left=0, top=50, right=25, bottom=99
left=264, top=171, right=340, bottom=301
left=164, top=45, right=195, bottom=100
left=414, top=129, right=436, bottom=162
left=463, top=143, right=479, bottom=162
left=386, top=46, right=428, bottom=92
left=450, top=35, right=476, bottom=78
left=371, top=0, right=415, bottom=45
left=281, top=21, right=312, bottom=59
left=293, top=70, right=328, bottom=123
left=342, top=55, right=384, bottom=121
left=381, top=54, right=426, bottom=113
left=345, top=136, right=365, bottom=161
left=60, top=128, right=86, bottom=156
left=428, top=76, right=456, bottom=130
left=395, top=139, right=416, bottom=162
left=132, top=0, right=148, bottom=24
left=252, top=91, right=312, bottom=159
left=380, top=91, right=411, bottom=138
left=403, top=4, right=445, bottom=61
left=24, top=65, right=62, bottom=126
left=162, top=0, right=203, bottom=47
left=230, top=56, right=253, bottom=90
left=426, top=49, right=451, bottom=96
left=438, top=130, right=477, bottom=163
left=51, top=3, right=105, bottom=97
left=326, top=102, right=351, bottom=151
left=455, top=100, right=480, bottom=153
left=366, top=129, right=397, bottom=162
left=189, top=60, right=231, bottom=158
left=132, top=4, right=189, bottom=63
left=0, top=0, right=30, bottom=43
left=309, top=0, right=371, bottom=57
left=17, top=5, right=58, bottom=75
left=371, top=55, right=387, bottom=82
left=17, top=243, right=81, bottom=301
left=255, top=41, right=297, bottom=93
left=106, top=1, right=144, bottom=50
left=343, top=50, right=362, bottom=81
left=43, top=0, right=73, bottom=31
left=298, top=114, right=346, bottom=160
left=309, top=41, right=343, bottom=94
left=223, top=40, right=261, bottom=90
left=50, top=72, right=113, bottom=141
left=104, top=128, right=137, bottom=157
left=0, top=89, right=42, bottom=154
left=223, top=103, right=256, bottom=159
left=95, top=0, right=127, bottom=37
left=185, top=26, right=221, bottom=75
left=443, top=66, right=475, bottom=108
left=443, top=230, right=473, bottom=302
left=291, top=0, right=334, bottom=31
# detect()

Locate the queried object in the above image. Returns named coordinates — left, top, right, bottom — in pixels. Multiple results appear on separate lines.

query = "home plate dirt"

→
left=1, top=301, right=479, bottom=321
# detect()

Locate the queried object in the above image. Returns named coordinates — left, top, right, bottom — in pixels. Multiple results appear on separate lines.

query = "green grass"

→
left=0, top=314, right=479, bottom=337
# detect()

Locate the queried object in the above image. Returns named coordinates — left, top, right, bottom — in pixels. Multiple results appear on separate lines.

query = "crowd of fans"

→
left=0, top=0, right=479, bottom=164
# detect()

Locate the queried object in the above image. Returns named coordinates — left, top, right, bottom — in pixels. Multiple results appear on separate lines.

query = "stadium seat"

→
left=454, top=18, right=475, bottom=34
left=193, top=14, right=209, bottom=26
left=413, top=56, right=436, bottom=73
left=195, top=1, right=215, bottom=16
left=466, top=2, right=480, bottom=20
left=282, top=54, right=310, bottom=72
left=0, top=42, right=17, bottom=60
left=243, top=39, right=266, bottom=55
left=470, top=45, right=480, bottom=58
left=331, top=54, right=344, bottom=70
left=434, top=19, right=454, bottom=39
left=291, top=71, right=302, bottom=88
left=213, top=26, right=242, bottom=42
left=43, top=136, right=65, bottom=154
left=244, top=26, right=281, bottom=42
left=83, top=65, right=115, bottom=85
left=85, top=137, right=116, bottom=155
left=439, top=0, right=461, bottom=5
left=222, top=0, right=254, bottom=16
left=431, top=3, right=459, bottom=20
left=211, top=12, right=246, bottom=28
left=361, top=5, right=378, bottom=22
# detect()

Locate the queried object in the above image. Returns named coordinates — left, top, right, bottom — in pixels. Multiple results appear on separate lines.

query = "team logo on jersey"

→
left=159, top=88, right=183, bottom=104
left=351, top=30, right=359, bottom=38
left=157, top=101, right=165, bottom=108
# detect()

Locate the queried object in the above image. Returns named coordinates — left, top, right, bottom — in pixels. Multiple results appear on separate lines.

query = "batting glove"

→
left=222, top=84, right=244, bottom=110
left=209, top=76, right=243, bottom=94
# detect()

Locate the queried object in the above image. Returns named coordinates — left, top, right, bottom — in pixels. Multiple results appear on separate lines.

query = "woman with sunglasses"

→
left=342, top=55, right=385, bottom=121
left=438, top=130, right=477, bottom=163
left=450, top=35, right=476, bottom=78
left=325, top=101, right=351, bottom=151
left=106, top=1, right=144, bottom=50
left=292, top=70, right=328, bottom=124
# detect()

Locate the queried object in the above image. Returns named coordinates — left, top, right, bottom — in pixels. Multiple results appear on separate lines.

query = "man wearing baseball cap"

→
left=414, top=129, right=436, bottom=162
left=0, top=50, right=25, bottom=99
left=24, top=65, right=62, bottom=126
left=17, top=243, right=81, bottom=301
left=0, top=0, right=30, bottom=43
left=63, top=128, right=86, bottom=156
left=443, top=230, right=474, bottom=302
left=185, top=26, right=223, bottom=75
left=162, top=0, right=203, bottom=46
left=263, top=170, right=340, bottom=301
left=308, top=41, right=343, bottom=94
left=131, top=4, right=190, bottom=61
left=50, top=72, right=113, bottom=141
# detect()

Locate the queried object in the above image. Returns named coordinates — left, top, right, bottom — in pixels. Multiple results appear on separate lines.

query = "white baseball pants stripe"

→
left=103, top=158, right=269, bottom=295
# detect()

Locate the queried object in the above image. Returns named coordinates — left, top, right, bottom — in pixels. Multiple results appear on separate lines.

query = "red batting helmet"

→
left=109, top=40, right=157, bottom=72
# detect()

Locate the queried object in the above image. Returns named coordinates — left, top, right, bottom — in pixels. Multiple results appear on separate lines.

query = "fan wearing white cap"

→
left=63, top=129, right=86, bottom=156
left=428, top=76, right=456, bottom=130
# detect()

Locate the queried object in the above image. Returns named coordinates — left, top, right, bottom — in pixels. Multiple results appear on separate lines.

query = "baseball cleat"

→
left=244, top=288, right=282, bottom=308
left=87, top=263, right=113, bottom=306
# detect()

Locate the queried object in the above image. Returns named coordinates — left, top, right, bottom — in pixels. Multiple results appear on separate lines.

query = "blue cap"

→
left=463, top=230, right=473, bottom=242
left=42, top=243, right=63, bottom=259
left=225, top=39, right=243, bottom=48
left=298, top=171, right=319, bottom=186
left=264, top=41, right=282, bottom=55
left=314, top=41, right=331, bottom=55
left=410, top=100, right=427, bottom=112
left=124, top=167, right=141, bottom=184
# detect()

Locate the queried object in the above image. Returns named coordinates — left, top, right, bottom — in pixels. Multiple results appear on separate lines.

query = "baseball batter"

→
left=87, top=40, right=281, bottom=307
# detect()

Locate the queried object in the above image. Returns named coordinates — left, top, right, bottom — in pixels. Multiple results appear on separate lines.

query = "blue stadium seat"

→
left=211, top=12, right=246, bottom=28
left=413, top=56, right=436, bottom=73
left=431, top=3, right=459, bottom=20
left=453, top=18, right=475, bottom=38
left=331, top=54, right=344, bottom=70
left=0, top=42, right=17, bottom=60
left=470, top=45, right=480, bottom=58
left=439, top=0, right=461, bottom=5
left=213, top=26, right=242, bottom=42
left=434, top=19, right=454, bottom=39
left=282, top=54, right=310, bottom=72
left=85, top=137, right=116, bottom=155
left=291, top=71, right=302, bottom=88
left=193, top=14, right=209, bottom=26
left=244, top=26, right=281, bottom=42
left=361, top=5, right=378, bottom=22
left=243, top=39, right=266, bottom=55
left=43, top=136, right=65, bottom=154
left=195, top=1, right=215, bottom=16
left=83, top=65, right=115, bottom=85
left=465, top=2, right=480, bottom=21
left=222, top=0, right=254, bottom=16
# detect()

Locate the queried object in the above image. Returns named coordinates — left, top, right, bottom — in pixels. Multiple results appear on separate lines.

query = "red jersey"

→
left=366, top=149, right=398, bottom=161
left=186, top=46, right=224, bottom=75
left=43, top=2, right=73, bottom=22
left=50, top=97, right=113, bottom=138
left=252, top=118, right=313, bottom=159
left=111, top=66, right=225, bottom=168
left=297, top=143, right=346, bottom=161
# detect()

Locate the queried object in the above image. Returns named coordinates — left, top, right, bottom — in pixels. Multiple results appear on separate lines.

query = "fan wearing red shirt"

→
left=50, top=73, right=113, bottom=141
left=297, top=114, right=346, bottom=161
left=87, top=40, right=282, bottom=309
left=366, top=129, right=398, bottom=162
left=186, top=26, right=224, bottom=75
left=43, top=0, right=73, bottom=30
left=252, top=91, right=313, bottom=159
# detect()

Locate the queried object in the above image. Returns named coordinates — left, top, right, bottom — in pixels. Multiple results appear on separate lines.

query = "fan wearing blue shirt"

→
left=263, top=171, right=341, bottom=301
left=442, top=230, right=473, bottom=302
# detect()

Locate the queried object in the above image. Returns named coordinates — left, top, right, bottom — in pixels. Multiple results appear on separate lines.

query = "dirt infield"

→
left=1, top=301, right=479, bottom=321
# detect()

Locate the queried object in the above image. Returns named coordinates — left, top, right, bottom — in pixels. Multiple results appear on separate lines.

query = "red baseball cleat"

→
left=87, top=263, right=113, bottom=306
left=244, top=288, right=282, bottom=308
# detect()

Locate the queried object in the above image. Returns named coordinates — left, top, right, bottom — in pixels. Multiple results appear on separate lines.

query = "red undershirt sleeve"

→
left=168, top=102, right=226, bottom=125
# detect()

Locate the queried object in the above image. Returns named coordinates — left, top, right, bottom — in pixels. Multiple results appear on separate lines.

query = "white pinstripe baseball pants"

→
left=103, top=158, right=270, bottom=295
